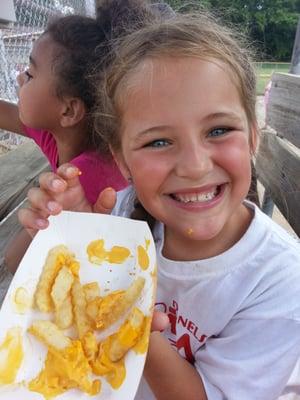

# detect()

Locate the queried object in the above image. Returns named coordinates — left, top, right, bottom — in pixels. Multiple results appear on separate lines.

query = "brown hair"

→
left=94, top=11, right=259, bottom=224
left=94, top=11, right=257, bottom=154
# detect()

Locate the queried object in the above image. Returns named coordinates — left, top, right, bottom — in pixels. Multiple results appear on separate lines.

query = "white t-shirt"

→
left=112, top=187, right=300, bottom=400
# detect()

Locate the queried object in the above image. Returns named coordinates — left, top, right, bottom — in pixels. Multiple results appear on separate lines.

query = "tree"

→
left=164, top=0, right=300, bottom=60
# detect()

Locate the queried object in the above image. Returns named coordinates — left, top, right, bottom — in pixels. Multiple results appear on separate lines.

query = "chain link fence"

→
left=0, top=0, right=95, bottom=150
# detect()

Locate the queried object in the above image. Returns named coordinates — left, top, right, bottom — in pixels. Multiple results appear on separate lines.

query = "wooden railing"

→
left=256, top=72, right=300, bottom=237
left=0, top=141, right=49, bottom=303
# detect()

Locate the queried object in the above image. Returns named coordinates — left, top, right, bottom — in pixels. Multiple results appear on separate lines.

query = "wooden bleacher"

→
left=256, top=72, right=300, bottom=237
left=0, top=141, right=48, bottom=303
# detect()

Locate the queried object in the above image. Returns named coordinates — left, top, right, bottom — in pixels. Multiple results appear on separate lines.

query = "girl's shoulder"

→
left=112, top=186, right=136, bottom=218
left=243, top=202, right=299, bottom=271
left=250, top=202, right=299, bottom=250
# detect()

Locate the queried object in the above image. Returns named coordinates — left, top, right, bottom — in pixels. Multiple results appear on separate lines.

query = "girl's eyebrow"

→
left=205, top=112, right=243, bottom=122
left=137, top=112, right=243, bottom=136
left=137, top=125, right=170, bottom=136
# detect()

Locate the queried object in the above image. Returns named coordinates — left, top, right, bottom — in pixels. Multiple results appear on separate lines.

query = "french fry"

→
left=71, top=279, right=93, bottom=338
left=81, top=331, right=98, bottom=362
left=108, top=307, right=145, bottom=362
left=55, top=295, right=73, bottom=329
left=86, top=297, right=102, bottom=325
left=96, top=277, right=145, bottom=330
left=34, top=245, right=76, bottom=312
left=28, top=320, right=71, bottom=351
left=28, top=321, right=101, bottom=397
left=83, top=282, right=100, bottom=302
left=51, top=266, right=74, bottom=309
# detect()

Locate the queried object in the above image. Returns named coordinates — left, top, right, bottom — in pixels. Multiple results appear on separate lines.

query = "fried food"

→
left=86, top=290, right=124, bottom=327
left=51, top=266, right=74, bottom=309
left=28, top=320, right=71, bottom=351
left=71, top=278, right=93, bottom=338
left=28, top=321, right=100, bottom=397
left=34, top=245, right=77, bottom=313
left=108, top=307, right=145, bottom=362
left=91, top=342, right=126, bottom=389
left=22, top=241, right=151, bottom=398
left=55, top=295, right=73, bottom=329
left=83, top=282, right=100, bottom=302
left=96, top=277, right=145, bottom=330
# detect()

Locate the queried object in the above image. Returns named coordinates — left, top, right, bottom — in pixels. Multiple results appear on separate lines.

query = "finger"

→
left=151, top=311, right=169, bottom=332
left=56, top=163, right=82, bottom=189
left=93, top=187, right=117, bottom=214
left=18, top=207, right=50, bottom=232
left=27, top=187, right=63, bottom=216
left=39, top=171, right=67, bottom=193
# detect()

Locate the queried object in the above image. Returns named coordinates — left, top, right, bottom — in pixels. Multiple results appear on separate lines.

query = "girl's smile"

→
left=115, top=56, right=255, bottom=260
left=166, top=183, right=226, bottom=208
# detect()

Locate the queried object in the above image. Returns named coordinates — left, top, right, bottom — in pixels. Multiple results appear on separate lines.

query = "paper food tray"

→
left=0, top=211, right=157, bottom=399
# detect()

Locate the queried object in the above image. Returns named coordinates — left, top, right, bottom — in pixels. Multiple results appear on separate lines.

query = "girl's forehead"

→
left=119, top=56, right=247, bottom=126
left=30, top=34, right=56, bottom=64
left=119, top=56, right=240, bottom=103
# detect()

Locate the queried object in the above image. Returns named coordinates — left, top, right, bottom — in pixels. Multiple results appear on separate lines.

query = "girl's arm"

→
left=145, top=332, right=207, bottom=400
left=0, top=100, right=25, bottom=135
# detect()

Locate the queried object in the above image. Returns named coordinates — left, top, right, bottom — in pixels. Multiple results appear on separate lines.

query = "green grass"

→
left=255, top=62, right=290, bottom=95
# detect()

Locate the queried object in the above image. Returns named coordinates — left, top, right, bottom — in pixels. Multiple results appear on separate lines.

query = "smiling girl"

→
left=19, top=10, right=300, bottom=400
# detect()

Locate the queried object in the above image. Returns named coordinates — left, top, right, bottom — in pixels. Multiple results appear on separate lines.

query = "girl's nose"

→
left=175, top=143, right=213, bottom=179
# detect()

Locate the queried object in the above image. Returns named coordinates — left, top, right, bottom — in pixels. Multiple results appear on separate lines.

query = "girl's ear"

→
left=60, top=97, right=86, bottom=128
left=110, top=147, right=131, bottom=181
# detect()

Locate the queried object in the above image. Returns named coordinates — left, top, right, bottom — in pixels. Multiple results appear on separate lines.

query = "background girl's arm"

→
left=0, top=100, right=25, bottom=135
left=144, top=332, right=207, bottom=400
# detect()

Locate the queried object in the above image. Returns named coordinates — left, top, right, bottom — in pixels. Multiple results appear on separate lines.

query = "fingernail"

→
left=51, top=179, right=65, bottom=190
left=36, top=219, right=47, bottom=228
left=47, top=201, right=58, bottom=212
left=66, top=166, right=80, bottom=176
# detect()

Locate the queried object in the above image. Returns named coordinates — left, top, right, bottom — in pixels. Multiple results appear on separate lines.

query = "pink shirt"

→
left=24, top=126, right=127, bottom=204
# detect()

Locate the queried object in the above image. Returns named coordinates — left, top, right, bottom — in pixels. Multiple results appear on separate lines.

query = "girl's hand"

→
left=151, top=311, right=170, bottom=332
left=18, top=163, right=117, bottom=237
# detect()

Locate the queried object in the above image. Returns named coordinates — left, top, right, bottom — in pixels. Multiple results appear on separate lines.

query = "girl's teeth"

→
left=174, top=189, right=217, bottom=203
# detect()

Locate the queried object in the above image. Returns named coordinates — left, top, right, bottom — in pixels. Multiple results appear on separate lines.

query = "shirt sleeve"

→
left=22, top=125, right=57, bottom=170
left=195, top=317, right=300, bottom=400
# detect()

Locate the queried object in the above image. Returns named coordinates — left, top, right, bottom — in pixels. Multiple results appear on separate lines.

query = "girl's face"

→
left=115, top=57, right=256, bottom=259
left=17, top=34, right=63, bottom=130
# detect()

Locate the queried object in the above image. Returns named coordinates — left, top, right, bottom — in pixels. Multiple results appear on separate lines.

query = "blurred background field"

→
left=255, top=62, right=290, bottom=94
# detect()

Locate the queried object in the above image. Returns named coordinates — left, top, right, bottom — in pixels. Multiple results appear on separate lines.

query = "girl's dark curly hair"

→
left=43, top=0, right=156, bottom=153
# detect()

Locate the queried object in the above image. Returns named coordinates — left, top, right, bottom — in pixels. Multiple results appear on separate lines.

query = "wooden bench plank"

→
left=0, top=140, right=49, bottom=219
left=0, top=199, right=27, bottom=265
left=267, top=73, right=300, bottom=148
left=256, top=129, right=300, bottom=236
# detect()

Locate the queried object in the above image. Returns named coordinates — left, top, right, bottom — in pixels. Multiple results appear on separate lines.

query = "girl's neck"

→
left=52, top=123, right=88, bottom=166
left=162, top=204, right=253, bottom=262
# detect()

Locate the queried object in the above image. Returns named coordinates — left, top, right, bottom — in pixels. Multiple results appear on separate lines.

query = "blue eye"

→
left=147, top=139, right=170, bottom=148
left=208, top=127, right=230, bottom=138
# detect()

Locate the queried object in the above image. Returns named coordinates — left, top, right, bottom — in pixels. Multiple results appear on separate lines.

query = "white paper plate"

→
left=0, top=211, right=157, bottom=399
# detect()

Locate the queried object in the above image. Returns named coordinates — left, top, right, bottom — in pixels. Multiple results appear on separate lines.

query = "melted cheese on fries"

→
left=1, top=240, right=152, bottom=399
